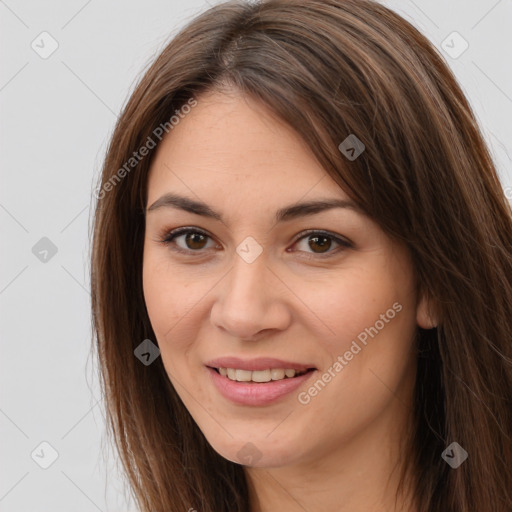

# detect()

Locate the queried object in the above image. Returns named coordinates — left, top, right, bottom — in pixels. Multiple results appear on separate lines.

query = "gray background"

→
left=1, top=0, right=511, bottom=510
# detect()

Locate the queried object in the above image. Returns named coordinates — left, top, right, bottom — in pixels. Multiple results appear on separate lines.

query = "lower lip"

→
left=206, top=366, right=316, bottom=406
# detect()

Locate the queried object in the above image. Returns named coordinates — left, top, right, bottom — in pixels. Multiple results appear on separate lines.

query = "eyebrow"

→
left=146, top=192, right=364, bottom=223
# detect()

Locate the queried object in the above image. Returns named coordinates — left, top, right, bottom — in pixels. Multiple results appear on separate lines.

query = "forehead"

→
left=147, top=90, right=349, bottom=206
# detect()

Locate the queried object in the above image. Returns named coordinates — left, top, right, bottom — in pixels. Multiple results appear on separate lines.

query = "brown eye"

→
left=292, top=230, right=352, bottom=258
left=306, top=234, right=332, bottom=253
left=183, top=232, right=208, bottom=250
left=161, top=228, right=217, bottom=253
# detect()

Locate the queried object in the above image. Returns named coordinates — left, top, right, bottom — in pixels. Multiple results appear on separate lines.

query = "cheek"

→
left=299, top=261, right=412, bottom=355
left=142, top=250, right=195, bottom=350
left=142, top=248, right=220, bottom=376
left=303, top=259, right=418, bottom=415
left=303, top=261, right=417, bottom=418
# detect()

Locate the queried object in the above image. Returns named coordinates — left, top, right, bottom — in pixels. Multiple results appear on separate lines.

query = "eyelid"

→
left=159, top=226, right=217, bottom=253
left=289, top=229, right=352, bottom=259
left=292, top=228, right=352, bottom=246
left=158, top=226, right=353, bottom=257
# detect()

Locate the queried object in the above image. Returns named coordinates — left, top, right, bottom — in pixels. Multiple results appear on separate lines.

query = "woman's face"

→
left=143, top=89, right=433, bottom=468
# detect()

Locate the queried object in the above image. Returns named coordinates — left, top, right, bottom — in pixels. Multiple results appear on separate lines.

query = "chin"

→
left=206, top=432, right=302, bottom=468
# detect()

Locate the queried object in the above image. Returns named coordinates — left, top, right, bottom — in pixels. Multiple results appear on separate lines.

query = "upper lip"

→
left=205, top=357, right=316, bottom=372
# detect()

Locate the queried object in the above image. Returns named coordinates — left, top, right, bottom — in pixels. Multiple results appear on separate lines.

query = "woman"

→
left=90, top=0, right=512, bottom=511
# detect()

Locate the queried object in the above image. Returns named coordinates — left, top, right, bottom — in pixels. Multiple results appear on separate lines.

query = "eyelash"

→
left=158, top=226, right=352, bottom=260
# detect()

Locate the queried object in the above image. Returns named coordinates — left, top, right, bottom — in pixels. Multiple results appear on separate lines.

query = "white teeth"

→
left=252, top=369, right=271, bottom=382
left=217, top=367, right=308, bottom=382
left=270, top=368, right=285, bottom=380
left=235, top=369, right=252, bottom=382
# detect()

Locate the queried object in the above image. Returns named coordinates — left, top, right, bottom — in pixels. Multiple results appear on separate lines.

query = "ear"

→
left=416, top=290, right=438, bottom=329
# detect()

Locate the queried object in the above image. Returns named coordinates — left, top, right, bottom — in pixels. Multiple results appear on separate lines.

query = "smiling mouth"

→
left=209, top=366, right=316, bottom=383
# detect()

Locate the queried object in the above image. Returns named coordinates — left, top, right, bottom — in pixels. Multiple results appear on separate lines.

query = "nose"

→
left=210, top=251, right=292, bottom=341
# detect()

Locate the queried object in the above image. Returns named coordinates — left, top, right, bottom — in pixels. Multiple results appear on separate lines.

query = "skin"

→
left=142, top=88, right=436, bottom=512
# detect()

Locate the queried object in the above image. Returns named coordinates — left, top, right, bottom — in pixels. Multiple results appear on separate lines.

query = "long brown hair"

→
left=90, top=1, right=512, bottom=510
